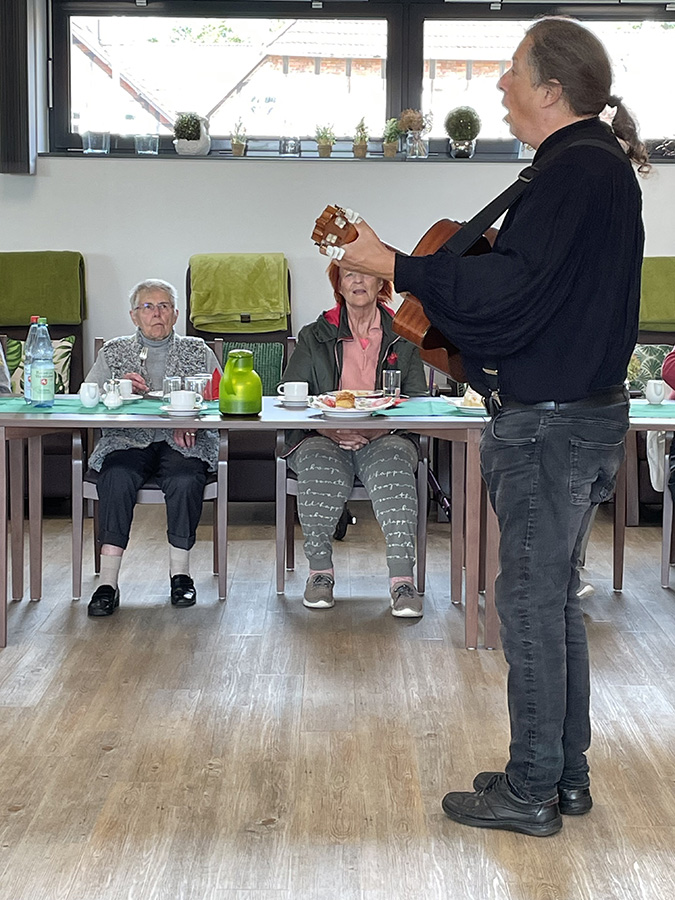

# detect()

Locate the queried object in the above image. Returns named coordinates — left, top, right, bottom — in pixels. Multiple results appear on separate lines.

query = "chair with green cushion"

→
left=185, top=255, right=292, bottom=503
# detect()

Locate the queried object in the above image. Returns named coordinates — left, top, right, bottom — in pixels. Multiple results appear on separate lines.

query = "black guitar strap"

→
left=439, top=136, right=631, bottom=410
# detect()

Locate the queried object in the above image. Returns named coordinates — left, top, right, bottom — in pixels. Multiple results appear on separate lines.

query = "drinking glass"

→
left=163, top=375, right=182, bottom=401
left=382, top=369, right=401, bottom=398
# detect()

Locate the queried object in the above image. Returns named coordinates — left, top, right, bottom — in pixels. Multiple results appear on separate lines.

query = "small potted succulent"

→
left=398, top=108, right=431, bottom=158
left=173, top=112, right=211, bottom=156
left=231, top=118, right=247, bottom=157
left=382, top=117, right=402, bottom=158
left=353, top=118, right=369, bottom=159
left=315, top=123, right=336, bottom=158
left=444, top=106, right=481, bottom=158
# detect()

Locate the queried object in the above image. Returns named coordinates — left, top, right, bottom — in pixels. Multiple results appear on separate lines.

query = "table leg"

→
left=1, top=426, right=7, bottom=647
left=27, top=435, right=43, bottom=601
left=276, top=431, right=288, bottom=595
left=613, top=456, right=626, bottom=592
left=9, top=440, right=24, bottom=601
left=661, top=435, right=673, bottom=589
left=464, top=431, right=482, bottom=650
left=484, top=492, right=500, bottom=650
left=450, top=442, right=465, bottom=607
left=217, top=431, right=228, bottom=600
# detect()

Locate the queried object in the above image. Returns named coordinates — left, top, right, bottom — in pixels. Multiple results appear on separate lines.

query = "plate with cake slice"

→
left=311, top=390, right=396, bottom=418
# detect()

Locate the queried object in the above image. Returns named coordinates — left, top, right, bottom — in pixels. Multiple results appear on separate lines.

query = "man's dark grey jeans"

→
left=480, top=391, right=629, bottom=802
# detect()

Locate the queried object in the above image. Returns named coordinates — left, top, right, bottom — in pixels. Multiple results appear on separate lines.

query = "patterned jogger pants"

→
left=288, top=434, right=419, bottom=577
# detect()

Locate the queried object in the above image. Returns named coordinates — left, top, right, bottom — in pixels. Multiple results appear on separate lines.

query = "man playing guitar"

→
left=316, top=17, right=648, bottom=837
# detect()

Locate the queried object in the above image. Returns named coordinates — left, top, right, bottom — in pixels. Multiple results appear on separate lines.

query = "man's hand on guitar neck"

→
left=321, top=217, right=397, bottom=282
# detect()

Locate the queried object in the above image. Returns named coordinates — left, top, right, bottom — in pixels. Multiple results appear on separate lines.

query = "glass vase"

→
left=406, top=130, right=428, bottom=159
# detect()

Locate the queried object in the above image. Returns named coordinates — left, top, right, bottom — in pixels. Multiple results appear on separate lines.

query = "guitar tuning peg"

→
left=343, top=208, right=362, bottom=224
left=324, top=245, right=346, bottom=261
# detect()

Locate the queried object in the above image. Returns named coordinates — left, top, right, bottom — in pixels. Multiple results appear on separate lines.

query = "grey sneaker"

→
left=390, top=582, right=423, bottom=618
left=303, top=573, right=335, bottom=609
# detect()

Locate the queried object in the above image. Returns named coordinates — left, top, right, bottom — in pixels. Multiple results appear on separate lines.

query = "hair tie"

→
left=608, top=95, right=622, bottom=107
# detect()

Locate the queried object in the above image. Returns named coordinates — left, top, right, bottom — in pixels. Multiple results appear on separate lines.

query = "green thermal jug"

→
left=219, top=348, right=262, bottom=415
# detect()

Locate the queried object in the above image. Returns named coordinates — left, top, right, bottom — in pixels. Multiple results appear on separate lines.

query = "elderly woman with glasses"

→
left=83, top=278, right=221, bottom=617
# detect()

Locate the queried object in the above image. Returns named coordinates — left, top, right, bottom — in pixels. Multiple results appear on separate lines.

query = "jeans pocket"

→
left=569, top=437, right=625, bottom=505
left=489, top=410, right=538, bottom=446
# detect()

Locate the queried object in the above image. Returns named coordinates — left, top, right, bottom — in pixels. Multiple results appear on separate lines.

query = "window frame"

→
left=49, top=0, right=675, bottom=158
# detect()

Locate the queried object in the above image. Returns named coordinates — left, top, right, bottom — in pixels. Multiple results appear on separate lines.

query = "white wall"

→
left=0, top=156, right=673, bottom=372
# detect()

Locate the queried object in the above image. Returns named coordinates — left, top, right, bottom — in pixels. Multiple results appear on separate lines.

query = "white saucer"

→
left=159, top=404, right=202, bottom=418
left=279, top=398, right=308, bottom=408
left=122, top=394, right=143, bottom=401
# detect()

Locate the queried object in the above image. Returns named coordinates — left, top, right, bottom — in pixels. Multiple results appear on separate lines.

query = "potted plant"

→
left=353, top=118, right=369, bottom=159
left=173, top=112, right=211, bottom=156
left=315, top=124, right=336, bottom=158
left=444, top=106, right=481, bottom=158
left=231, top=118, right=247, bottom=157
left=382, top=118, right=401, bottom=159
left=398, top=108, right=431, bottom=158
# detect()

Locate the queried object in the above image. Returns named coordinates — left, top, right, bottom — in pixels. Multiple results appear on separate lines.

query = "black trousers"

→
left=97, top=443, right=208, bottom=551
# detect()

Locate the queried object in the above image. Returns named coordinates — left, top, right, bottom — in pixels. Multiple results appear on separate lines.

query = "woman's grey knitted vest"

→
left=88, top=333, right=218, bottom=472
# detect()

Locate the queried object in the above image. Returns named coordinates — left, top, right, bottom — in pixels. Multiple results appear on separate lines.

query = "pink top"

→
left=662, top=348, right=675, bottom=399
left=339, top=324, right=383, bottom=391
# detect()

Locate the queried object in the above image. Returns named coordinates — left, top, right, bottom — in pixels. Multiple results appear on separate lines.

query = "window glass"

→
left=423, top=18, right=675, bottom=141
left=70, top=16, right=387, bottom=138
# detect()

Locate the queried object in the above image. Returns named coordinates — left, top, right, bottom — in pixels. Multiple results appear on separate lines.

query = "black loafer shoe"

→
left=442, top=772, right=562, bottom=837
left=170, top=574, right=197, bottom=608
left=473, top=771, right=592, bottom=816
left=88, top=584, right=120, bottom=617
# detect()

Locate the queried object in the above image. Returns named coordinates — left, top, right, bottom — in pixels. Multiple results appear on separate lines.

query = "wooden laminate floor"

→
left=0, top=502, right=674, bottom=900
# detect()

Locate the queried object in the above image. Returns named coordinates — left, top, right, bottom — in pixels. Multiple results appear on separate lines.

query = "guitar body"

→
left=311, top=206, right=496, bottom=382
left=393, top=219, right=494, bottom=382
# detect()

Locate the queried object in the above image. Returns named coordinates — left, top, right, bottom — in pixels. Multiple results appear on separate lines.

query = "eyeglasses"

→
left=134, top=302, right=174, bottom=314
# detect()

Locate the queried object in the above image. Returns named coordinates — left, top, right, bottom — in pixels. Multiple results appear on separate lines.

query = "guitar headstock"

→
left=311, top=205, right=361, bottom=260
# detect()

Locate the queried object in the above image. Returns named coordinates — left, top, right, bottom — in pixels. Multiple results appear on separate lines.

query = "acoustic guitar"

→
left=311, top=205, right=496, bottom=382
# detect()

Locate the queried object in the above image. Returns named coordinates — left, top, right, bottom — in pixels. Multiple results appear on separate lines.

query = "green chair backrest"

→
left=221, top=341, right=284, bottom=395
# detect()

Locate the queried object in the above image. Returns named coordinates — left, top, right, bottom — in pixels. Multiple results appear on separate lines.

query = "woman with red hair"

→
left=280, top=262, right=428, bottom=616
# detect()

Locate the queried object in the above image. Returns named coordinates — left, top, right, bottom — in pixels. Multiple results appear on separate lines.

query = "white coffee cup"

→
left=170, top=389, right=203, bottom=410
left=119, top=378, right=134, bottom=399
left=645, top=379, right=666, bottom=404
left=277, top=381, right=308, bottom=402
left=79, top=382, right=100, bottom=408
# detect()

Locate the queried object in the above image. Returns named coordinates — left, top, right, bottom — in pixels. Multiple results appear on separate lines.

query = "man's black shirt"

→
left=394, top=118, right=645, bottom=403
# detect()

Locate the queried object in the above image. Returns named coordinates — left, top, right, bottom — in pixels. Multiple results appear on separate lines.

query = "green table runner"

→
left=375, top=398, right=486, bottom=417
left=629, top=400, right=675, bottom=419
left=0, top=397, right=221, bottom=416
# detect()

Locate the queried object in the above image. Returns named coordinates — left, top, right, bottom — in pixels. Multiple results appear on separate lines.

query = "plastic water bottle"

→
left=23, top=315, right=40, bottom=403
left=30, top=317, right=55, bottom=408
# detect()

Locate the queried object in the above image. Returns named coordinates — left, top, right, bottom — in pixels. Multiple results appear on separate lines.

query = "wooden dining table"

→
left=0, top=395, right=491, bottom=649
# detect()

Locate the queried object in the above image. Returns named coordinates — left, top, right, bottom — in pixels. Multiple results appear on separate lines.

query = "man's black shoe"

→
left=473, top=771, right=592, bottom=816
left=442, top=772, right=562, bottom=837
left=170, top=574, right=197, bottom=607
left=88, top=584, right=120, bottom=617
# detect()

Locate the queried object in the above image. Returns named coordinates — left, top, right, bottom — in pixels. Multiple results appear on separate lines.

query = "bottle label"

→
left=31, top=365, right=55, bottom=402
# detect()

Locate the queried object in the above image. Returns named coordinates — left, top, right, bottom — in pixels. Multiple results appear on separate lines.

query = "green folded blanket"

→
left=640, top=257, right=675, bottom=331
left=0, top=251, right=85, bottom=325
left=189, top=253, right=290, bottom=333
